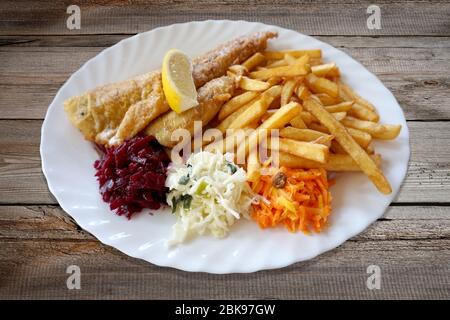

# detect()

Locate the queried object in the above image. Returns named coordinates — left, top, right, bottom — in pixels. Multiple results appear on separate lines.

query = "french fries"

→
left=217, top=103, right=251, bottom=133
left=197, top=44, right=401, bottom=196
left=280, top=127, right=333, bottom=147
left=309, top=122, right=373, bottom=149
left=303, top=99, right=392, bottom=194
left=305, top=73, right=339, bottom=98
left=204, top=128, right=247, bottom=154
left=239, top=77, right=270, bottom=91
left=279, top=152, right=382, bottom=171
left=346, top=127, right=372, bottom=148
left=242, top=52, right=266, bottom=71
left=341, top=116, right=401, bottom=140
left=339, top=82, right=377, bottom=112
left=267, top=137, right=329, bottom=163
left=311, top=63, right=340, bottom=78
left=314, top=93, right=341, bottom=106
left=290, top=114, right=307, bottom=129
left=325, top=101, right=354, bottom=113
left=348, top=103, right=379, bottom=122
left=228, top=86, right=282, bottom=130
left=295, top=85, right=311, bottom=101
left=280, top=78, right=299, bottom=106
left=250, top=55, right=309, bottom=80
left=284, top=53, right=298, bottom=65
left=332, top=112, right=347, bottom=121
left=300, top=111, right=316, bottom=125
left=218, top=91, right=258, bottom=121
left=229, top=65, right=247, bottom=76
left=263, top=49, right=322, bottom=60
left=247, top=133, right=261, bottom=182
left=330, top=140, right=347, bottom=154
left=266, top=59, right=287, bottom=68
left=258, top=101, right=302, bottom=130
left=236, top=102, right=302, bottom=158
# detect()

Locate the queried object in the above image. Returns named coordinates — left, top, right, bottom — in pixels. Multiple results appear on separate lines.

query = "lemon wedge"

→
left=162, top=49, right=198, bottom=113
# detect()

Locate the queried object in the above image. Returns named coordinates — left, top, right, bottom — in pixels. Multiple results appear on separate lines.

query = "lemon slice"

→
left=162, top=49, right=198, bottom=113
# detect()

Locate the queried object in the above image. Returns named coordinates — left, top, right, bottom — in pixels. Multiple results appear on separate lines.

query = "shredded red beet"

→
left=94, top=135, right=170, bottom=219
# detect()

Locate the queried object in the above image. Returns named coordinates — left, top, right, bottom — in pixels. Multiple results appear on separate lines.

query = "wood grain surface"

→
left=0, top=0, right=449, bottom=299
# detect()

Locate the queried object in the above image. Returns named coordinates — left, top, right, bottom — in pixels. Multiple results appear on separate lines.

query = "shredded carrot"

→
left=250, top=167, right=333, bottom=234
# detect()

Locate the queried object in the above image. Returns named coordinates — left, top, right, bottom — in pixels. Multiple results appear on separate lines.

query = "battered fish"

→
left=144, top=76, right=235, bottom=148
left=64, top=31, right=277, bottom=145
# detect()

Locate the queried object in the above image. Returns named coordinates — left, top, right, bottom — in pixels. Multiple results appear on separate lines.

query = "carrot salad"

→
left=250, top=167, right=333, bottom=233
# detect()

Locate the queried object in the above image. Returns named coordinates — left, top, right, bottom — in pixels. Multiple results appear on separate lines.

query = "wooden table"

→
left=0, top=0, right=449, bottom=299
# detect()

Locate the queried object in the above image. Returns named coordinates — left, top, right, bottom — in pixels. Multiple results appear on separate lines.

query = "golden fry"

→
left=242, top=52, right=266, bottom=71
left=304, top=98, right=392, bottom=194
left=250, top=55, right=309, bottom=80
left=280, top=127, right=333, bottom=146
left=267, top=76, right=283, bottom=85
left=228, top=86, right=282, bottom=130
left=346, top=127, right=372, bottom=148
left=313, top=93, right=341, bottom=106
left=280, top=78, right=299, bottom=106
left=311, top=63, right=340, bottom=78
left=267, top=137, right=329, bottom=163
left=306, top=73, right=339, bottom=98
left=246, top=137, right=261, bottom=182
left=290, top=114, right=307, bottom=129
left=263, top=49, right=322, bottom=60
left=279, top=152, right=382, bottom=171
left=341, top=116, right=401, bottom=140
left=216, top=99, right=255, bottom=133
left=332, top=111, right=347, bottom=122
left=284, top=53, right=298, bottom=65
left=295, top=85, right=311, bottom=101
left=266, top=59, right=288, bottom=68
left=228, top=64, right=247, bottom=76
left=236, top=102, right=302, bottom=158
left=348, top=103, right=380, bottom=122
left=239, top=76, right=270, bottom=91
left=339, top=82, right=377, bottom=112
left=218, top=91, right=259, bottom=121
left=325, top=101, right=354, bottom=113
left=330, top=140, right=347, bottom=154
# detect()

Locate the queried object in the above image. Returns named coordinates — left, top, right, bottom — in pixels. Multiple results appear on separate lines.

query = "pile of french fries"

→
left=203, top=49, right=401, bottom=194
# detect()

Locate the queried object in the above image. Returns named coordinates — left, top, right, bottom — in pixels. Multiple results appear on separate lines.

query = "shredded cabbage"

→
left=166, top=151, right=254, bottom=245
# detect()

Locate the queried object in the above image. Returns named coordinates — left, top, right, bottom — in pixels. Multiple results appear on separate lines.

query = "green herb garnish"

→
left=171, top=197, right=178, bottom=213
left=227, top=162, right=237, bottom=174
left=182, top=194, right=192, bottom=209
left=171, top=194, right=193, bottom=212
left=178, top=175, right=190, bottom=185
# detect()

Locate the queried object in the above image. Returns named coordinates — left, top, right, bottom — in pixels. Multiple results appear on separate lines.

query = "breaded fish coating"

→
left=64, top=31, right=277, bottom=145
left=144, top=76, right=235, bottom=147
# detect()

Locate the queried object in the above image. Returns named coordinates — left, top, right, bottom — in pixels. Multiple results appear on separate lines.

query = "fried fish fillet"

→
left=144, top=76, right=235, bottom=147
left=64, top=31, right=277, bottom=145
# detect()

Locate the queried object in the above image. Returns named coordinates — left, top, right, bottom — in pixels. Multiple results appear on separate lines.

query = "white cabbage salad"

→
left=165, top=151, right=254, bottom=245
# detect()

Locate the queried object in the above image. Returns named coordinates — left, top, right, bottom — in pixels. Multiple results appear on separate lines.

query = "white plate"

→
left=41, top=20, right=410, bottom=274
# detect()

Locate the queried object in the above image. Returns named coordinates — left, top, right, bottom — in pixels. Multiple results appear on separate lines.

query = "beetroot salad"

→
left=94, top=135, right=170, bottom=218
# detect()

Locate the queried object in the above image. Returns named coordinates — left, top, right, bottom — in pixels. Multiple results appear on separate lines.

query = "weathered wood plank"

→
left=3, top=34, right=450, bottom=48
left=0, top=205, right=448, bottom=299
left=0, top=238, right=448, bottom=299
left=1, top=1, right=449, bottom=36
left=5, top=34, right=450, bottom=50
left=1, top=205, right=448, bottom=241
left=1, top=42, right=449, bottom=120
left=0, top=120, right=449, bottom=204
